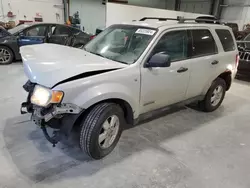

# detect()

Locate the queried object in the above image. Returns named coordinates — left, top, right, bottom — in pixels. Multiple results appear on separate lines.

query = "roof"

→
left=22, top=22, right=81, bottom=30
left=120, top=20, right=230, bottom=30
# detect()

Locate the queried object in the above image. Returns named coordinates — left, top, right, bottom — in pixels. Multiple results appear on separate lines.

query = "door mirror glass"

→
left=146, top=52, right=171, bottom=68
left=19, top=32, right=24, bottom=37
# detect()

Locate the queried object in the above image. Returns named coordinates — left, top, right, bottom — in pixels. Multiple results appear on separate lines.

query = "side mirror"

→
left=145, top=52, right=171, bottom=68
left=19, top=32, right=24, bottom=37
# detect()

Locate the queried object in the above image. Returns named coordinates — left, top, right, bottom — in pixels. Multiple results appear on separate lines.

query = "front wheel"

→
left=200, top=78, right=226, bottom=112
left=79, top=103, right=125, bottom=159
left=0, top=46, right=14, bottom=65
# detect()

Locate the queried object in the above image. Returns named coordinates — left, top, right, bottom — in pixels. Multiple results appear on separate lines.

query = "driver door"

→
left=47, top=25, right=72, bottom=45
left=18, top=25, right=48, bottom=46
left=140, top=29, right=191, bottom=114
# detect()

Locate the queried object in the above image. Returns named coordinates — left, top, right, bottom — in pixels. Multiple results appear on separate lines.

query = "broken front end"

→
left=21, top=80, right=82, bottom=146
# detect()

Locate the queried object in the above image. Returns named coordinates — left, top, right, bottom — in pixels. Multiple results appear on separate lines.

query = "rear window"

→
left=191, top=29, right=217, bottom=57
left=216, top=29, right=235, bottom=52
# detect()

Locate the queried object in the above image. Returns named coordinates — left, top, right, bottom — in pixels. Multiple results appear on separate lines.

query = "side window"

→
left=191, top=29, right=217, bottom=57
left=152, top=30, right=188, bottom=62
left=53, top=25, right=71, bottom=35
left=25, top=25, right=47, bottom=36
left=50, top=26, right=56, bottom=34
left=216, top=29, right=235, bottom=52
left=71, top=27, right=81, bottom=35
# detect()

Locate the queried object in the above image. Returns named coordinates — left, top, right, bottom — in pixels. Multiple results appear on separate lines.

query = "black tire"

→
left=200, top=78, right=226, bottom=112
left=79, top=103, right=125, bottom=159
left=0, top=46, right=14, bottom=65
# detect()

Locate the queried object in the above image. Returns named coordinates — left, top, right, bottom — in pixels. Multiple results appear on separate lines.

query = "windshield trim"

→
left=84, top=24, right=158, bottom=65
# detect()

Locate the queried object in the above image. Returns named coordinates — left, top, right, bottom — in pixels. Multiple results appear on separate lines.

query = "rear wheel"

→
left=79, top=103, right=124, bottom=159
left=0, top=46, right=14, bottom=65
left=200, top=78, right=226, bottom=112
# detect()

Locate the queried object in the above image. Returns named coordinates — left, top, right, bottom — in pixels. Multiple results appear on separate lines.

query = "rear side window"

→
left=216, top=29, right=235, bottom=52
left=71, top=27, right=81, bottom=35
left=54, top=25, right=71, bottom=35
left=191, top=29, right=217, bottom=57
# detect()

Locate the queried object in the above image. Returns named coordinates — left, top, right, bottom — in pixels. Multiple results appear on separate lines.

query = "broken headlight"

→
left=31, top=85, right=64, bottom=107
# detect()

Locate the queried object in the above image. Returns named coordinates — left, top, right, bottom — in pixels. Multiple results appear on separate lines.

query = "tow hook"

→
left=41, top=123, right=61, bottom=147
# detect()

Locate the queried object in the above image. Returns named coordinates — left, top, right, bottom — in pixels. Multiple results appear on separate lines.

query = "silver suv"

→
left=20, top=18, right=238, bottom=159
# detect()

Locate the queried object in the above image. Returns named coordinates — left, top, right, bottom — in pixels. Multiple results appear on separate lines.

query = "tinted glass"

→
left=8, top=24, right=30, bottom=34
left=71, top=27, right=81, bottom=34
left=25, top=25, right=47, bottom=36
left=192, top=29, right=217, bottom=57
left=152, top=30, right=188, bottom=62
left=54, top=25, right=71, bottom=35
left=216, top=29, right=235, bottom=52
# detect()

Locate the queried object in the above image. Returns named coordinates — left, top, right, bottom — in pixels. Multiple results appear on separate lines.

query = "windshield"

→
left=84, top=25, right=157, bottom=64
left=8, top=24, right=30, bottom=34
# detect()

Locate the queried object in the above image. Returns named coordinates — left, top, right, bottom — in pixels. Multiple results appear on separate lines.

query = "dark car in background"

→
left=237, top=43, right=250, bottom=77
left=0, top=23, right=92, bottom=64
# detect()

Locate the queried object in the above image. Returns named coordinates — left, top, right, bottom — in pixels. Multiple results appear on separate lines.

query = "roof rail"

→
left=139, top=17, right=179, bottom=21
left=139, top=16, right=221, bottom=24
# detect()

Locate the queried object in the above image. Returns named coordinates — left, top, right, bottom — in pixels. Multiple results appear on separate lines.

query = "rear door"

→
left=48, top=25, right=72, bottom=45
left=18, top=25, right=48, bottom=46
left=185, top=28, right=220, bottom=98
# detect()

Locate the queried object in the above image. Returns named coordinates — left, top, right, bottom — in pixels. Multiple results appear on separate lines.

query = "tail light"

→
left=90, top=35, right=95, bottom=40
left=236, top=54, right=239, bottom=68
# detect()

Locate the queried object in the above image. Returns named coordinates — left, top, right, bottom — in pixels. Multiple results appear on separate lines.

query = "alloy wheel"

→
left=98, top=115, right=120, bottom=149
left=0, top=48, right=11, bottom=64
left=211, top=85, right=223, bottom=106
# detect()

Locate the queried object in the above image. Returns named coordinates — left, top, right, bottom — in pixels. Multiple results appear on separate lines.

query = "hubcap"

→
left=0, top=48, right=11, bottom=64
left=211, top=85, right=223, bottom=106
left=98, top=115, right=120, bottom=149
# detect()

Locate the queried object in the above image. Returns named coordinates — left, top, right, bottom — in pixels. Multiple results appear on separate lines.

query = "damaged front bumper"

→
left=21, top=80, right=83, bottom=146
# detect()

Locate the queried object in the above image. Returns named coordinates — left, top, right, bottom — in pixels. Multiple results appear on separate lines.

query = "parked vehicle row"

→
left=20, top=17, right=238, bottom=159
left=0, top=23, right=92, bottom=64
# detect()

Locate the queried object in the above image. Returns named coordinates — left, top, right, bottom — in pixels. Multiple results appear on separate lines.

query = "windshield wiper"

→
left=113, top=59, right=128, bottom=65
left=85, top=50, right=128, bottom=65
left=94, top=53, right=106, bottom=58
left=87, top=51, right=106, bottom=58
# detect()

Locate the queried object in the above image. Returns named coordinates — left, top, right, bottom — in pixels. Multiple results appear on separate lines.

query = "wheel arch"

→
left=73, top=98, right=134, bottom=130
left=217, top=71, right=232, bottom=91
left=202, top=70, right=233, bottom=95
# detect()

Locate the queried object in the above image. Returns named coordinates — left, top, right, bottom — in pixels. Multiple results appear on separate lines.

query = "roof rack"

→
left=139, top=16, right=221, bottom=24
left=139, top=17, right=179, bottom=21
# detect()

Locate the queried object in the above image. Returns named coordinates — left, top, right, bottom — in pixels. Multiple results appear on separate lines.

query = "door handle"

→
left=211, top=60, right=219, bottom=65
left=177, top=67, right=188, bottom=73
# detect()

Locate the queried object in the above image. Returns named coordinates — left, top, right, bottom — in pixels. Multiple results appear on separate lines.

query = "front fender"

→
left=63, top=83, right=140, bottom=118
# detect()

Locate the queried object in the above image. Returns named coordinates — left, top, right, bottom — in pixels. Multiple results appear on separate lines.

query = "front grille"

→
left=238, top=45, right=250, bottom=61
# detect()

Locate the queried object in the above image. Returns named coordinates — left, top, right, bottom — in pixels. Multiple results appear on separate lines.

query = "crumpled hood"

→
left=20, top=44, right=127, bottom=88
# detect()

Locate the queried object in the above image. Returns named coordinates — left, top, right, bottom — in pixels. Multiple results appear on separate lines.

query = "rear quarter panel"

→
left=202, top=27, right=238, bottom=94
